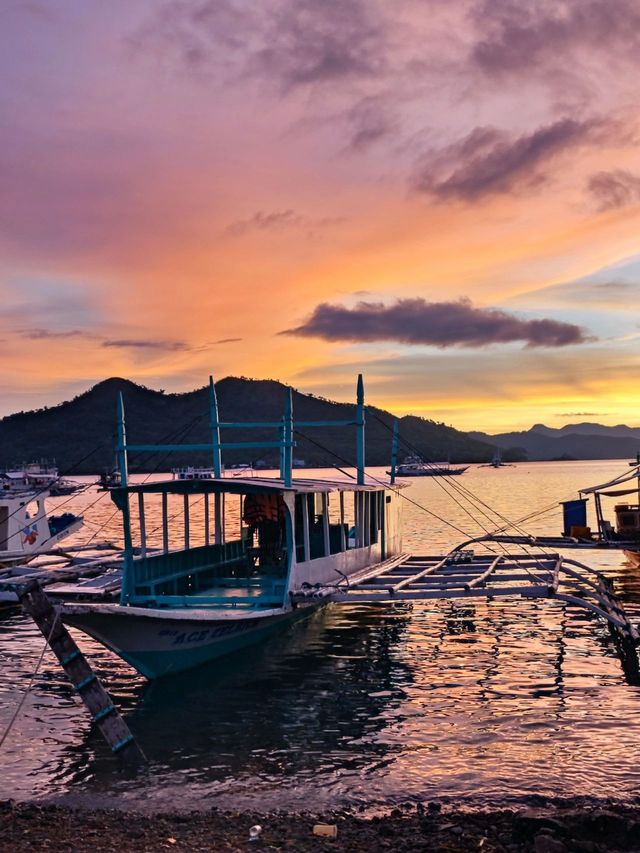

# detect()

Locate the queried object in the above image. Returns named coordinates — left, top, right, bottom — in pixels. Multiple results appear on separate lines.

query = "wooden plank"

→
left=13, top=580, right=146, bottom=767
left=465, top=556, right=503, bottom=590
left=393, top=556, right=452, bottom=592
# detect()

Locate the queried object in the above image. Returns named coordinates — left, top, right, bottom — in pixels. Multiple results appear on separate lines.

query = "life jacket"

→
left=243, top=493, right=285, bottom=525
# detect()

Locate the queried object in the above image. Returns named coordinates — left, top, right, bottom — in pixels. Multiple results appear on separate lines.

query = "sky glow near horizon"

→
left=1, top=0, right=640, bottom=433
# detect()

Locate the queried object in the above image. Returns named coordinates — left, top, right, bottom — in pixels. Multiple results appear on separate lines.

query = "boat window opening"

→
left=368, top=493, right=379, bottom=545
left=326, top=493, right=345, bottom=554
left=294, top=494, right=306, bottom=562
left=342, top=491, right=357, bottom=549
left=24, top=501, right=38, bottom=519
left=203, top=492, right=210, bottom=546
left=307, top=493, right=327, bottom=560
left=161, top=493, right=169, bottom=553
left=0, top=506, right=8, bottom=548
left=355, top=492, right=369, bottom=548
left=184, top=494, right=190, bottom=549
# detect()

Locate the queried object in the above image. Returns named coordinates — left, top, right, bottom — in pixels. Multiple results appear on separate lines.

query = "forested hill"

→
left=0, top=377, right=497, bottom=473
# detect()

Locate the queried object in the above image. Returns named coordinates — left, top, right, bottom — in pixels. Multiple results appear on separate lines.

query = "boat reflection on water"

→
left=50, top=603, right=416, bottom=804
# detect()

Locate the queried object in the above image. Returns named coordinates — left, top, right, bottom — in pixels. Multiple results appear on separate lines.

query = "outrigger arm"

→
left=291, top=549, right=640, bottom=684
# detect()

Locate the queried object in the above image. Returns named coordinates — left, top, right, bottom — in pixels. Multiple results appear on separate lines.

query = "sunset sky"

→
left=1, top=1, right=640, bottom=432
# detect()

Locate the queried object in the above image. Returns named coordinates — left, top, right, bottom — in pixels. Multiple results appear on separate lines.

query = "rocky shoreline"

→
left=2, top=800, right=640, bottom=852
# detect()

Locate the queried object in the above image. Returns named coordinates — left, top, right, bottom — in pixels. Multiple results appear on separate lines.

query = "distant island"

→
left=0, top=377, right=637, bottom=473
left=470, top=423, right=640, bottom=462
left=0, top=377, right=498, bottom=473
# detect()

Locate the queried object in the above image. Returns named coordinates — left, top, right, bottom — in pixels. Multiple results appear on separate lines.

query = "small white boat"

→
left=480, top=451, right=514, bottom=469
left=2, top=460, right=80, bottom=496
left=0, top=487, right=83, bottom=566
left=391, top=454, right=468, bottom=477
left=172, top=466, right=216, bottom=481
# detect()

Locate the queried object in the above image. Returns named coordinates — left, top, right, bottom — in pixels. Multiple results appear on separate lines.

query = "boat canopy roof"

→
left=580, top=465, right=640, bottom=495
left=111, top=475, right=396, bottom=503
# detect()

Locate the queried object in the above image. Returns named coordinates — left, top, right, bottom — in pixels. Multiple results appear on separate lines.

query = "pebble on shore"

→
left=2, top=800, right=640, bottom=852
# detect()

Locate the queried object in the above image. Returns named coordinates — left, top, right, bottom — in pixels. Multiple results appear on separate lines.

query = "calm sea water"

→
left=1, top=461, right=640, bottom=811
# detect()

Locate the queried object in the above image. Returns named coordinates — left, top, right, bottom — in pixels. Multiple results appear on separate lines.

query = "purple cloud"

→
left=255, top=0, right=385, bottom=90
left=19, top=328, right=86, bottom=340
left=471, top=0, right=640, bottom=77
left=587, top=169, right=640, bottom=211
left=102, top=339, right=189, bottom=351
left=225, top=209, right=343, bottom=237
left=282, top=298, right=591, bottom=348
left=412, top=118, right=598, bottom=200
left=133, top=0, right=386, bottom=90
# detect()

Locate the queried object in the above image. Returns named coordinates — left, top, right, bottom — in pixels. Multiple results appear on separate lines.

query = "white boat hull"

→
left=61, top=601, right=321, bottom=679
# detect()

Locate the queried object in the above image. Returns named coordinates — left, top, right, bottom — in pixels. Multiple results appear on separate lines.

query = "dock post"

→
left=390, top=419, right=399, bottom=485
left=16, top=580, right=146, bottom=767
left=356, top=374, right=365, bottom=486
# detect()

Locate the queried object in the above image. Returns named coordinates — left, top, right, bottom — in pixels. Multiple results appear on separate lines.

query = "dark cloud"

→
left=255, top=0, right=385, bottom=90
left=471, top=0, right=640, bottom=77
left=345, top=96, right=396, bottom=150
left=133, top=0, right=386, bottom=90
left=129, top=1, right=247, bottom=76
left=587, top=169, right=640, bottom=211
left=19, top=328, right=86, bottom=340
left=225, top=209, right=342, bottom=236
left=214, top=337, right=243, bottom=344
left=102, top=339, right=189, bottom=351
left=556, top=412, right=603, bottom=417
left=412, top=118, right=598, bottom=200
left=282, top=297, right=591, bottom=348
left=226, top=209, right=302, bottom=237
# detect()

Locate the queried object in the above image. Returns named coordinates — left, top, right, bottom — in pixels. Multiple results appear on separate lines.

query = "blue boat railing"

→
left=133, top=540, right=244, bottom=585
left=128, top=538, right=287, bottom=608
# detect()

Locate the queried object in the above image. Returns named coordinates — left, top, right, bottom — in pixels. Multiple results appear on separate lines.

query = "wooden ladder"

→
left=10, top=579, right=146, bottom=767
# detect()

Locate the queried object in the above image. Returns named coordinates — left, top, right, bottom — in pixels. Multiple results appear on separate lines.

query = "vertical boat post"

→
left=184, top=495, right=190, bottom=548
left=117, top=393, right=134, bottom=603
left=356, top=374, right=365, bottom=486
left=162, top=492, right=169, bottom=552
left=138, top=493, right=147, bottom=558
left=279, top=414, right=286, bottom=479
left=209, top=376, right=224, bottom=544
left=283, top=387, right=294, bottom=488
left=390, top=419, right=399, bottom=485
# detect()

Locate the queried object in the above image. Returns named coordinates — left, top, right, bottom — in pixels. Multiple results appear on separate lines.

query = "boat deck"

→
left=0, top=548, right=125, bottom=606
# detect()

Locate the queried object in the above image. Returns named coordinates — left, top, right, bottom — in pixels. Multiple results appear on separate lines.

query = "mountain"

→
left=530, top=422, right=640, bottom=439
left=470, top=422, right=640, bottom=461
left=0, top=377, right=497, bottom=474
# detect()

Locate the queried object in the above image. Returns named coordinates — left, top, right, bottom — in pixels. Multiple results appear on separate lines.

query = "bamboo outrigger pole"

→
left=4, top=578, right=146, bottom=767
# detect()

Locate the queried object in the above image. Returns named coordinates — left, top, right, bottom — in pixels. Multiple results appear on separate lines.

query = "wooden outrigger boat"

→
left=465, top=461, right=640, bottom=560
left=60, top=376, right=405, bottom=678
left=0, top=487, right=83, bottom=567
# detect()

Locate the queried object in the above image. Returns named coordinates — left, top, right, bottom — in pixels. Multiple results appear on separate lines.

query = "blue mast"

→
left=390, top=419, right=399, bottom=485
left=356, top=373, right=365, bottom=485
left=283, top=387, right=293, bottom=487
left=209, top=376, right=224, bottom=543
left=208, top=375, right=222, bottom=478
left=117, top=392, right=134, bottom=602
